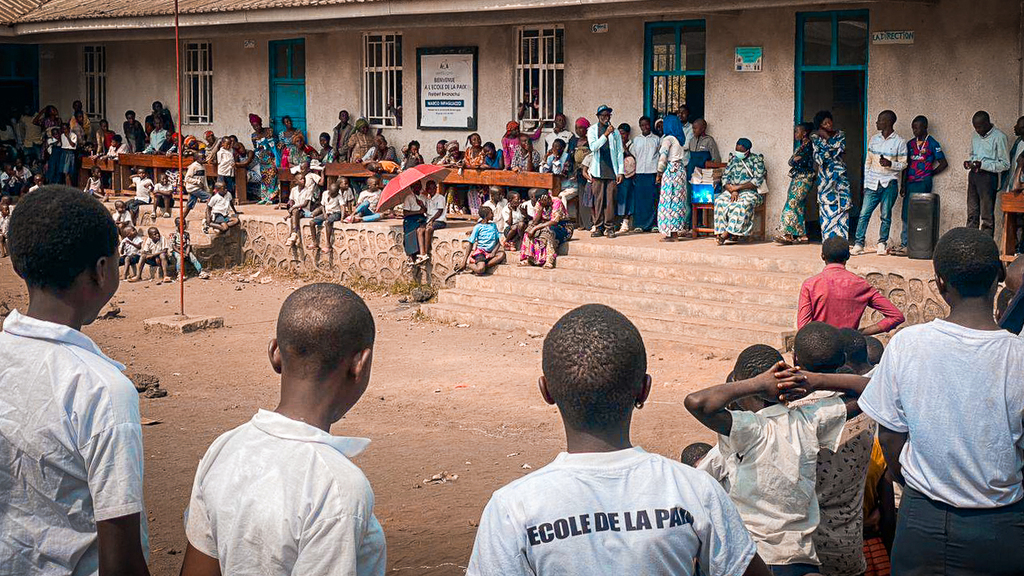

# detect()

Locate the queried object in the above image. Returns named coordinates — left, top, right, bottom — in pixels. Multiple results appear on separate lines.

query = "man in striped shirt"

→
left=853, top=110, right=906, bottom=256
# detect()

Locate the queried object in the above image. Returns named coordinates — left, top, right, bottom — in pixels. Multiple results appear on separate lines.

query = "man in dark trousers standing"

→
left=586, top=105, right=624, bottom=238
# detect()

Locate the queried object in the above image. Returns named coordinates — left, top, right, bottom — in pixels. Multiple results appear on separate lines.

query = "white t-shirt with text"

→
left=467, top=447, right=756, bottom=576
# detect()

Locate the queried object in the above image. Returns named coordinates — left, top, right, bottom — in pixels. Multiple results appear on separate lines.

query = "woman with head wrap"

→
left=713, top=137, right=766, bottom=244
left=570, top=117, right=593, bottom=230
left=656, top=114, right=690, bottom=241
left=810, top=110, right=851, bottom=240
left=346, top=118, right=375, bottom=163
left=249, top=113, right=280, bottom=204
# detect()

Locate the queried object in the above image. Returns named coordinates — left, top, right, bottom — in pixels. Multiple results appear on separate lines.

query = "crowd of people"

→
left=2, top=184, right=1023, bottom=576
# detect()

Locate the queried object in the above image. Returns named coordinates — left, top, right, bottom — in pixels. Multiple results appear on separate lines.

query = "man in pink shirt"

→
left=798, top=237, right=905, bottom=335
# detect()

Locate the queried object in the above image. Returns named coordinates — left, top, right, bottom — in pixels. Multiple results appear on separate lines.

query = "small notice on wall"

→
left=872, top=30, right=914, bottom=44
left=734, top=47, right=763, bottom=72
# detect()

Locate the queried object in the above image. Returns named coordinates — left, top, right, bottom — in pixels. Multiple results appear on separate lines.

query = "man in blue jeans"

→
left=891, top=115, right=948, bottom=256
left=852, top=110, right=906, bottom=256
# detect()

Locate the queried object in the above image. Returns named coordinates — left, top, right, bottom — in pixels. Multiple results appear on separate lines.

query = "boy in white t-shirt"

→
left=346, top=176, right=384, bottom=224
left=183, top=152, right=211, bottom=218
left=152, top=172, right=175, bottom=219
left=84, top=166, right=105, bottom=200
left=285, top=162, right=322, bottom=246
left=136, top=226, right=171, bottom=283
left=0, top=198, right=10, bottom=258
left=309, top=181, right=345, bottom=254
left=400, top=181, right=428, bottom=262
left=112, top=200, right=133, bottom=232
left=0, top=187, right=149, bottom=574
left=502, top=190, right=529, bottom=250
left=204, top=181, right=239, bottom=236
left=482, top=186, right=509, bottom=232
left=216, top=139, right=237, bottom=193
left=127, top=168, right=154, bottom=226
left=118, top=224, right=143, bottom=279
left=685, top=338, right=867, bottom=576
left=858, top=227, right=1024, bottom=574
left=179, top=284, right=386, bottom=576
left=468, top=304, right=768, bottom=576
left=415, top=180, right=448, bottom=264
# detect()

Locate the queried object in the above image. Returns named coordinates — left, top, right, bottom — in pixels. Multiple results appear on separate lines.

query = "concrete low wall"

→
left=233, top=215, right=472, bottom=285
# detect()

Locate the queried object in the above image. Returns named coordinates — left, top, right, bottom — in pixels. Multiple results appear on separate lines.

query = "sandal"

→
left=773, top=234, right=794, bottom=245
left=659, top=236, right=677, bottom=243
left=716, top=234, right=727, bottom=246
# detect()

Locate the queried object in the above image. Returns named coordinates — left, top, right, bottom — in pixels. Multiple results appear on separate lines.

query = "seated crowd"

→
left=3, top=186, right=1023, bottom=576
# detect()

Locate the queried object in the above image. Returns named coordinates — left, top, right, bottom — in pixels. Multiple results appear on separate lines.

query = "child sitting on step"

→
left=205, top=181, right=239, bottom=236
left=457, top=205, right=505, bottom=276
left=308, top=181, right=344, bottom=254
left=118, top=225, right=143, bottom=279
left=346, top=176, right=383, bottom=223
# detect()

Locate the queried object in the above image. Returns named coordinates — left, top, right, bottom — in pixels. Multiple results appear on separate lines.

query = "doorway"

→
left=796, top=11, right=868, bottom=240
left=268, top=39, right=307, bottom=137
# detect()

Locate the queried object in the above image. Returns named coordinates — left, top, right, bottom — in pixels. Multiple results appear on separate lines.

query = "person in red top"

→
left=798, top=236, right=906, bottom=335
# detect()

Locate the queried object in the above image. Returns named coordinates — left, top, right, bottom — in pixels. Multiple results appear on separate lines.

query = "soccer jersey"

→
left=906, top=136, right=945, bottom=183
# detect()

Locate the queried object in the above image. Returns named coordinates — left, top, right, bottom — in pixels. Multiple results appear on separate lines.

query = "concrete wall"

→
left=36, top=0, right=1023, bottom=242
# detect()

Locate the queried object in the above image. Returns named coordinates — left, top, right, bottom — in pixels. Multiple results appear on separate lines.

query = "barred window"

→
left=515, top=26, right=564, bottom=128
left=83, top=46, right=106, bottom=120
left=363, top=33, right=402, bottom=128
left=184, top=41, right=214, bottom=124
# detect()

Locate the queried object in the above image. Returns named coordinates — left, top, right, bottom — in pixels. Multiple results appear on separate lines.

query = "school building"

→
left=1, top=0, right=1021, bottom=239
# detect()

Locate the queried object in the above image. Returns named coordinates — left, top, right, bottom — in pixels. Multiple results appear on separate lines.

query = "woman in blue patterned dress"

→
left=811, top=110, right=851, bottom=240
left=249, top=113, right=280, bottom=205
left=655, top=114, right=689, bottom=241
left=775, top=122, right=817, bottom=244
left=713, top=138, right=766, bottom=244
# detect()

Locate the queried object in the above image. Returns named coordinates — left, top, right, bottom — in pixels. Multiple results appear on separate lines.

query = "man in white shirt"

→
left=415, top=183, right=448, bottom=264
left=628, top=116, right=662, bottom=232
left=1, top=186, right=150, bottom=575
left=853, top=110, right=907, bottom=256
left=858, top=227, right=1024, bottom=575
left=469, top=304, right=769, bottom=576
left=180, top=283, right=386, bottom=576
left=544, top=113, right=574, bottom=155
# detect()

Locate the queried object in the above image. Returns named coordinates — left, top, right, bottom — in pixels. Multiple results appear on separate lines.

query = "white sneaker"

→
left=876, top=242, right=887, bottom=256
left=618, top=220, right=631, bottom=234
left=850, top=244, right=865, bottom=256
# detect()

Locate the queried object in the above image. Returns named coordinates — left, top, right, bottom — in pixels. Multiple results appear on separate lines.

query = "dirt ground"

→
left=0, top=260, right=736, bottom=576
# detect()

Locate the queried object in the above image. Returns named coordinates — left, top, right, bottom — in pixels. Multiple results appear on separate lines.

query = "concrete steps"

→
left=423, top=237, right=804, bottom=351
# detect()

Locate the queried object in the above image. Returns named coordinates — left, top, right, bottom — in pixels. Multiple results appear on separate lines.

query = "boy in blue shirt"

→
left=893, top=115, right=948, bottom=255
left=458, top=205, right=505, bottom=275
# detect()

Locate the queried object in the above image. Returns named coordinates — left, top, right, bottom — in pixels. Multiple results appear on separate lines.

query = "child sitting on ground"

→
left=127, top=168, right=154, bottom=226
left=112, top=200, right=133, bottom=232
left=205, top=181, right=240, bottom=235
left=467, top=304, right=769, bottom=576
left=152, top=171, right=175, bottom=219
left=136, top=226, right=172, bottom=283
left=118, top=224, right=143, bottom=279
left=346, top=176, right=383, bottom=223
left=178, top=283, right=385, bottom=576
left=84, top=166, right=104, bottom=200
left=0, top=198, right=9, bottom=258
left=309, top=181, right=344, bottom=254
left=169, top=218, right=210, bottom=280
left=457, top=205, right=505, bottom=276
left=502, top=191, right=529, bottom=250
left=684, top=337, right=868, bottom=576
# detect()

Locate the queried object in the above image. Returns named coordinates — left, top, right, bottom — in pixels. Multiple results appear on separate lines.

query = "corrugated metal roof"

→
left=0, top=0, right=48, bottom=24
left=6, top=0, right=381, bottom=24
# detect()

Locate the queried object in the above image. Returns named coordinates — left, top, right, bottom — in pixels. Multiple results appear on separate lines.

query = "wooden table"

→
left=1001, top=191, right=1024, bottom=262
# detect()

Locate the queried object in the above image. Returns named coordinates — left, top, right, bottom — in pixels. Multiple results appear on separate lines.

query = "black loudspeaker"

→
left=907, top=193, right=940, bottom=260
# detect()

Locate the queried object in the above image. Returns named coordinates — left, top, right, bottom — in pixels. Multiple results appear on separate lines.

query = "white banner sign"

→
left=418, top=49, right=477, bottom=130
left=872, top=30, right=914, bottom=45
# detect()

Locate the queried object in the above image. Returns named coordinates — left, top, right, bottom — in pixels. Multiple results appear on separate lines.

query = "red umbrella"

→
left=377, top=164, right=450, bottom=212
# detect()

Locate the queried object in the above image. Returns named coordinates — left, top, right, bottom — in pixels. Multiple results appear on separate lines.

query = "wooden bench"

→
left=116, top=153, right=250, bottom=203
left=1000, top=191, right=1024, bottom=262
left=79, top=156, right=120, bottom=197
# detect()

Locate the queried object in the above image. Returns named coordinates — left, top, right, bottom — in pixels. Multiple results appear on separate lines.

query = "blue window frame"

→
left=643, top=20, right=706, bottom=122
left=794, top=10, right=869, bottom=124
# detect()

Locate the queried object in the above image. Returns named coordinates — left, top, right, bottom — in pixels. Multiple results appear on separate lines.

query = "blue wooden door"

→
left=269, top=39, right=306, bottom=137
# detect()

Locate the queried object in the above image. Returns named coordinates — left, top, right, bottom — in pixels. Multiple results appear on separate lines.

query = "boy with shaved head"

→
left=180, top=283, right=385, bottom=576
left=469, top=304, right=769, bottom=576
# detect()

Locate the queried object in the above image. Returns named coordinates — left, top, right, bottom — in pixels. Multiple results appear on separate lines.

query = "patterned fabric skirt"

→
left=258, top=160, right=279, bottom=203
left=520, top=224, right=569, bottom=267
left=714, top=190, right=763, bottom=236
left=656, top=161, right=689, bottom=234
left=779, top=173, right=814, bottom=237
left=818, top=175, right=851, bottom=240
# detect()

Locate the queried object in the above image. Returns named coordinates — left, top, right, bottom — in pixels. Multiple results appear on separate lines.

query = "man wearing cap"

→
left=587, top=105, right=625, bottom=238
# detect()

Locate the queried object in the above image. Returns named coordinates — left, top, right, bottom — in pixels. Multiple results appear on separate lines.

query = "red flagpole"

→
left=174, top=0, right=185, bottom=316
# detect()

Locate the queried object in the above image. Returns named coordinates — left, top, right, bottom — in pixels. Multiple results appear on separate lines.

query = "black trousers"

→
left=967, top=170, right=999, bottom=236
left=591, top=178, right=618, bottom=231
